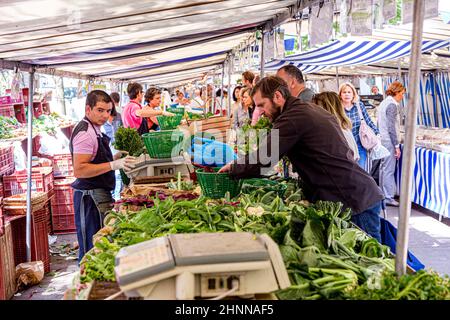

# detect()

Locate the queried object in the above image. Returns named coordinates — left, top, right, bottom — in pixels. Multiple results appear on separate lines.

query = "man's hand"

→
left=162, top=111, right=176, bottom=116
left=113, top=150, right=129, bottom=161
left=218, top=162, right=232, bottom=173
left=110, top=155, right=137, bottom=171
left=395, top=147, right=401, bottom=160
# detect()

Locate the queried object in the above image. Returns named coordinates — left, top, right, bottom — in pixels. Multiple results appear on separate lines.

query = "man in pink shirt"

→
left=122, top=82, right=174, bottom=134
left=70, top=90, right=136, bottom=262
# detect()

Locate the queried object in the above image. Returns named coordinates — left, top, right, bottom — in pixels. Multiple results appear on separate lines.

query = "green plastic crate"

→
left=196, top=168, right=242, bottom=199
left=241, top=178, right=287, bottom=197
left=142, top=130, right=185, bottom=158
left=167, top=107, right=185, bottom=115
left=156, top=114, right=183, bottom=130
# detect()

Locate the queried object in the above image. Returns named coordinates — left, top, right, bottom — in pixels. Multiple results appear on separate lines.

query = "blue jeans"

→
left=351, top=201, right=382, bottom=242
left=357, top=142, right=367, bottom=169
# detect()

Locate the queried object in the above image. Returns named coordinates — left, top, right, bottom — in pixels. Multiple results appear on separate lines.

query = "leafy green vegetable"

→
left=114, top=127, right=145, bottom=156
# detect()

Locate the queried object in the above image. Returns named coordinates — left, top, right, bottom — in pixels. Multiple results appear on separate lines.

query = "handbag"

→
left=356, top=102, right=379, bottom=151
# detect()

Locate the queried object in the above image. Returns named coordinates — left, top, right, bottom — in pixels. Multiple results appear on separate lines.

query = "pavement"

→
left=384, top=204, right=450, bottom=275
left=12, top=233, right=79, bottom=300
left=10, top=205, right=450, bottom=300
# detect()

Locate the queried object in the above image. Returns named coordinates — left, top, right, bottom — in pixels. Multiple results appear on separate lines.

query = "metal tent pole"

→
left=227, top=56, right=232, bottom=118
left=336, top=67, right=340, bottom=91
left=212, top=70, right=216, bottom=114
left=395, top=0, right=425, bottom=276
left=221, top=63, right=225, bottom=116
left=26, top=68, right=35, bottom=262
left=260, top=30, right=265, bottom=78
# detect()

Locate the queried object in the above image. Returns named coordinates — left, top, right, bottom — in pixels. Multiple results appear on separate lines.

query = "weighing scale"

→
left=114, top=232, right=290, bottom=300
left=126, top=154, right=191, bottom=178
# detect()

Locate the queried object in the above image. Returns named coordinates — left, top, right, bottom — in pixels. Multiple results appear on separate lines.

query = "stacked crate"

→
left=2, top=167, right=54, bottom=232
left=51, top=178, right=76, bottom=234
left=51, top=153, right=75, bottom=234
left=0, top=144, right=15, bottom=178
left=6, top=206, right=51, bottom=273
left=0, top=223, right=16, bottom=300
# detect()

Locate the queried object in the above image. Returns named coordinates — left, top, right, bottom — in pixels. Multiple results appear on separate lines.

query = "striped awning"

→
left=264, top=39, right=450, bottom=73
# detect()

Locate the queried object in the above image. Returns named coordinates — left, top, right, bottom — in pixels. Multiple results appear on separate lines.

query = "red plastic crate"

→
left=52, top=153, right=74, bottom=178
left=22, top=88, right=29, bottom=107
left=0, top=198, right=3, bottom=237
left=8, top=214, right=50, bottom=273
left=13, top=104, right=26, bottom=123
left=0, top=223, right=15, bottom=300
left=0, top=145, right=15, bottom=177
left=42, top=102, right=51, bottom=115
left=0, top=105, right=14, bottom=118
left=32, top=102, right=43, bottom=118
left=0, top=182, right=3, bottom=199
left=51, top=214, right=76, bottom=234
left=4, top=90, right=23, bottom=104
left=2, top=167, right=54, bottom=197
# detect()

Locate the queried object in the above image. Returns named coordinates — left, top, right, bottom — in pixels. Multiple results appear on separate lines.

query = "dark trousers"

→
left=74, top=191, right=103, bottom=263
left=351, top=201, right=382, bottom=242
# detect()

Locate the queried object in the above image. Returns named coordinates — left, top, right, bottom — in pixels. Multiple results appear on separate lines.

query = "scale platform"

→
left=115, top=232, right=290, bottom=300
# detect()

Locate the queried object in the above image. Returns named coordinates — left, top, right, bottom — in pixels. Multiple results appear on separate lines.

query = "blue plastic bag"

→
left=190, top=137, right=237, bottom=167
left=379, top=217, right=425, bottom=271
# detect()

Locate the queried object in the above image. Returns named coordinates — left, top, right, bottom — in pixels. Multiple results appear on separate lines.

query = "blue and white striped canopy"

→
left=265, top=39, right=450, bottom=73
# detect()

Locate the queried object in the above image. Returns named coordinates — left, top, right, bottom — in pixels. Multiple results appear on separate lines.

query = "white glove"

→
left=162, top=111, right=176, bottom=116
left=113, top=150, right=129, bottom=161
left=109, top=155, right=136, bottom=171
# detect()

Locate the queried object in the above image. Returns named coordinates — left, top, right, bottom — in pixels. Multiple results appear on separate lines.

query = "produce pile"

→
left=78, top=178, right=450, bottom=300
left=0, top=112, right=75, bottom=139
left=236, top=116, right=272, bottom=155
left=185, top=111, right=214, bottom=121
left=0, top=116, right=22, bottom=139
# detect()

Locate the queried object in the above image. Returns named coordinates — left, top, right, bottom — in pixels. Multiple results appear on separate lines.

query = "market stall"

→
left=396, top=127, right=450, bottom=220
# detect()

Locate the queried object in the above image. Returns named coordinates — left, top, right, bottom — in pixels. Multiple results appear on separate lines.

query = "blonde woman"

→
left=377, top=81, right=406, bottom=207
left=339, top=82, right=379, bottom=170
left=312, top=92, right=359, bottom=161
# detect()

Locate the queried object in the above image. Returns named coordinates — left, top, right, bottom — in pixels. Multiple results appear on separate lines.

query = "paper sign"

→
left=383, top=0, right=397, bottom=21
left=309, top=2, right=333, bottom=47
left=402, top=0, right=414, bottom=24
left=350, top=0, right=373, bottom=36
left=424, top=0, right=439, bottom=20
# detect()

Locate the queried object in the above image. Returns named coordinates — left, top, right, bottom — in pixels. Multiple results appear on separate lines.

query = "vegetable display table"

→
left=396, top=145, right=450, bottom=220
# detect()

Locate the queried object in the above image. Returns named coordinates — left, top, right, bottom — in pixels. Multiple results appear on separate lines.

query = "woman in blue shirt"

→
left=339, top=83, right=379, bottom=171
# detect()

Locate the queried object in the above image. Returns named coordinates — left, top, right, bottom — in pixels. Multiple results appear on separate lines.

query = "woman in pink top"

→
left=122, top=83, right=173, bottom=135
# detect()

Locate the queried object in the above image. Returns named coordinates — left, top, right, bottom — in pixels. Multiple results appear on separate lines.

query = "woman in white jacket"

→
left=377, top=81, right=406, bottom=207
left=312, top=92, right=360, bottom=162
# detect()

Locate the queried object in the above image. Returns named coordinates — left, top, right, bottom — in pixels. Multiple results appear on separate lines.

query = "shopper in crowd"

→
left=122, top=83, right=174, bottom=135
left=276, top=65, right=315, bottom=102
left=232, top=87, right=254, bottom=129
left=220, top=76, right=384, bottom=241
left=371, top=85, right=380, bottom=95
left=102, top=92, right=123, bottom=200
left=175, top=90, right=189, bottom=106
left=377, top=81, right=406, bottom=207
left=252, top=75, right=261, bottom=87
left=214, top=89, right=228, bottom=116
left=242, top=71, right=255, bottom=89
left=144, top=87, right=163, bottom=131
left=70, top=90, right=137, bottom=262
left=189, top=88, right=204, bottom=109
left=339, top=82, right=380, bottom=171
left=312, top=92, right=359, bottom=162
left=230, top=85, right=242, bottom=117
